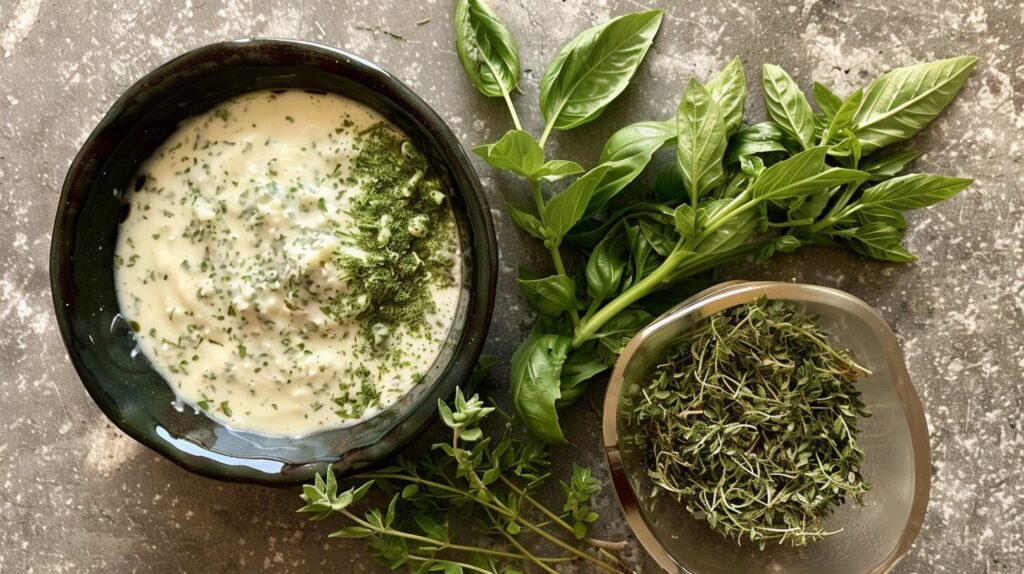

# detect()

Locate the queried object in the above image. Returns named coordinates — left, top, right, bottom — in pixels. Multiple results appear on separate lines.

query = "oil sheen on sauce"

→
left=114, top=90, right=461, bottom=437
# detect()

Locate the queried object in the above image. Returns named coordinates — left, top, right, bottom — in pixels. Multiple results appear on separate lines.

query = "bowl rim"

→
left=50, top=37, right=498, bottom=485
left=602, top=280, right=931, bottom=573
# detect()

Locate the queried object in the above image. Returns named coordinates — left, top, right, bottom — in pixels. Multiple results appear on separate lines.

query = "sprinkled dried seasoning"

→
left=630, top=297, right=871, bottom=549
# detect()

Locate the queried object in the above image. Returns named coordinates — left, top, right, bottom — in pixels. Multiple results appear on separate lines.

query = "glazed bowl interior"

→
left=603, top=281, right=930, bottom=573
left=51, top=39, right=496, bottom=485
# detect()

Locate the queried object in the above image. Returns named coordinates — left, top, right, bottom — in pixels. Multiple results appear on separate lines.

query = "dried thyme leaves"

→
left=630, top=297, right=871, bottom=549
left=323, top=125, right=458, bottom=344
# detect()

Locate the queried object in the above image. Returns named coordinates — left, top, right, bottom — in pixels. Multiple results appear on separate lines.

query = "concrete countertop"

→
left=1, top=0, right=1021, bottom=572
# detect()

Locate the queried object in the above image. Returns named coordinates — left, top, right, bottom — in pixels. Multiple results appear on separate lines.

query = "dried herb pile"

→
left=631, top=297, right=871, bottom=548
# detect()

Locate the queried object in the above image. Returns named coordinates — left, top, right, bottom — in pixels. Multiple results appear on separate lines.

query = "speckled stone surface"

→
left=1, top=0, right=1022, bottom=572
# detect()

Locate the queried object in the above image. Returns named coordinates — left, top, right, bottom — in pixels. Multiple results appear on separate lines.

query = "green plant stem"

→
left=501, top=529, right=561, bottom=574
left=356, top=472, right=621, bottom=571
left=573, top=249, right=687, bottom=347
left=806, top=182, right=860, bottom=233
left=500, top=86, right=523, bottom=131
left=499, top=476, right=628, bottom=554
left=574, top=192, right=764, bottom=347
left=339, top=508, right=537, bottom=562
left=531, top=180, right=582, bottom=329
left=538, top=119, right=555, bottom=149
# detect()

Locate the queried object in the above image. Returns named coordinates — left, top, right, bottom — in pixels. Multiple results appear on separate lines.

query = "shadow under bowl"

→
left=603, top=281, right=930, bottom=573
left=50, top=38, right=497, bottom=485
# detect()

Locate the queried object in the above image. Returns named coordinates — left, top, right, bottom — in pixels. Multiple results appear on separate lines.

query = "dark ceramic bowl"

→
left=50, top=38, right=497, bottom=485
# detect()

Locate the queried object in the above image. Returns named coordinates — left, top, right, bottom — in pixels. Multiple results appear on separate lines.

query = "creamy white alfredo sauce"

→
left=115, top=90, right=461, bottom=437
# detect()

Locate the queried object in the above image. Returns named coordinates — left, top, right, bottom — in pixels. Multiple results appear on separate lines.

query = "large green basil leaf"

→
left=821, top=87, right=862, bottom=145
left=676, top=79, right=727, bottom=204
left=593, top=309, right=653, bottom=362
left=696, top=200, right=757, bottom=254
left=533, top=160, right=585, bottom=182
left=589, top=120, right=675, bottom=213
left=539, top=10, right=664, bottom=131
left=852, top=56, right=978, bottom=153
left=473, top=130, right=543, bottom=178
left=724, top=122, right=789, bottom=165
left=858, top=173, right=972, bottom=211
left=812, top=81, right=842, bottom=120
left=762, top=64, right=816, bottom=150
left=585, top=228, right=627, bottom=302
left=557, top=345, right=610, bottom=406
left=510, top=334, right=572, bottom=444
left=454, top=0, right=521, bottom=98
left=857, top=206, right=907, bottom=231
left=505, top=202, right=546, bottom=240
left=517, top=267, right=577, bottom=316
left=841, top=222, right=916, bottom=262
left=861, top=150, right=922, bottom=182
left=542, top=165, right=611, bottom=242
left=705, top=56, right=747, bottom=135
left=749, top=146, right=868, bottom=199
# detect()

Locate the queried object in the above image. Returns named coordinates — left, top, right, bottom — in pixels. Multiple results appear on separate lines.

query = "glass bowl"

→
left=603, top=281, right=930, bottom=573
left=50, top=39, right=497, bottom=485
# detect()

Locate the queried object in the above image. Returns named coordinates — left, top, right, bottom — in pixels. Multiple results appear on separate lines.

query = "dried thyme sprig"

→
left=630, top=297, right=871, bottom=549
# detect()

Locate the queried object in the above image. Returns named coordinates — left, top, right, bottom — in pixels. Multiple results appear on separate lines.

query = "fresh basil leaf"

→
left=565, top=202, right=673, bottom=248
left=625, top=223, right=653, bottom=281
left=676, top=78, right=728, bottom=205
left=857, top=206, right=907, bottom=231
left=639, top=219, right=675, bottom=257
left=539, top=10, right=664, bottom=131
left=858, top=173, right=972, bottom=211
left=510, top=334, right=572, bottom=444
left=852, top=56, right=978, bottom=153
left=750, top=146, right=868, bottom=199
left=763, top=64, right=816, bottom=150
left=822, top=87, right=863, bottom=145
left=673, top=204, right=696, bottom=239
left=542, top=165, right=611, bottom=242
left=696, top=200, right=757, bottom=254
left=706, top=56, right=746, bottom=135
left=861, top=150, right=922, bottom=181
left=505, top=202, right=546, bottom=240
left=473, top=130, right=543, bottom=178
left=534, top=159, right=585, bottom=182
left=517, top=267, right=577, bottom=316
left=843, top=222, right=916, bottom=262
left=586, top=229, right=627, bottom=302
left=812, top=81, right=842, bottom=120
left=654, top=160, right=685, bottom=202
left=557, top=345, right=610, bottom=406
left=590, top=120, right=675, bottom=213
left=593, top=309, right=653, bottom=361
left=788, top=189, right=830, bottom=221
left=454, top=0, right=521, bottom=98
left=724, top=122, right=789, bottom=165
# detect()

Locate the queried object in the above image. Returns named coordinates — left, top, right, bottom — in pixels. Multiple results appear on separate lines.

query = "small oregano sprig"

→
left=455, top=0, right=978, bottom=445
left=300, top=380, right=629, bottom=573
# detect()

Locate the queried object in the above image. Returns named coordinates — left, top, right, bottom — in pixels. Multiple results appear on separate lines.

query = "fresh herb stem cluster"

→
left=631, top=297, right=871, bottom=549
left=300, top=372, right=630, bottom=573
left=455, top=0, right=976, bottom=443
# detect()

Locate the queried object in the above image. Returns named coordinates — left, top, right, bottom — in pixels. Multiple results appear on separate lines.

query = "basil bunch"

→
left=455, top=0, right=977, bottom=443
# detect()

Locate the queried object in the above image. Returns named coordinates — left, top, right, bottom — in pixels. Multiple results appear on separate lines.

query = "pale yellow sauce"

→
left=114, top=90, right=461, bottom=437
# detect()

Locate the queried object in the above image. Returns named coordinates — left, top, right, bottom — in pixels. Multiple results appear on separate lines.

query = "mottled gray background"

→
left=2, top=0, right=1022, bottom=572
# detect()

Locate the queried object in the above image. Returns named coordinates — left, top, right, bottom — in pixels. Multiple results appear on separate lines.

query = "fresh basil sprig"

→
left=455, top=5, right=977, bottom=443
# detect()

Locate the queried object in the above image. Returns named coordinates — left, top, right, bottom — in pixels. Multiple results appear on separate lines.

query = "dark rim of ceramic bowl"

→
left=50, top=38, right=497, bottom=485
